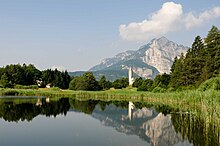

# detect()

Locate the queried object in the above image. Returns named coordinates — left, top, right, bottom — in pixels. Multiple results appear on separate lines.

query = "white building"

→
left=128, top=101, right=135, bottom=120
left=129, top=67, right=134, bottom=86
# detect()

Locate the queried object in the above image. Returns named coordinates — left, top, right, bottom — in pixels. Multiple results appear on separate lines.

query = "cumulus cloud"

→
left=119, top=2, right=220, bottom=41
left=184, top=7, right=220, bottom=29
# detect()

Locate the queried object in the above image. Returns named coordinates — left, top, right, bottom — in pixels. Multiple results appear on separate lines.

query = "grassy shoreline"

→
left=0, top=88, right=220, bottom=120
left=1, top=87, right=220, bottom=138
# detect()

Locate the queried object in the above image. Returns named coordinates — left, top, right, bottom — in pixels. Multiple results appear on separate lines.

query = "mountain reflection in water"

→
left=0, top=97, right=219, bottom=146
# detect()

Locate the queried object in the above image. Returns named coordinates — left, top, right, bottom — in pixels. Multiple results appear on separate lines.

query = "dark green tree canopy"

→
left=69, top=72, right=100, bottom=91
left=170, top=26, right=220, bottom=88
left=0, top=64, right=70, bottom=89
left=112, top=78, right=128, bottom=89
left=98, top=76, right=112, bottom=90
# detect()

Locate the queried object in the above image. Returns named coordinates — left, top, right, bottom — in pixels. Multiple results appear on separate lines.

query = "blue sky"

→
left=0, top=0, right=220, bottom=71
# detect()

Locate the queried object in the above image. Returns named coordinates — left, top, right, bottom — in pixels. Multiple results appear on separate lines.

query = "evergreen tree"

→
left=42, top=69, right=70, bottom=89
left=169, top=53, right=185, bottom=88
left=204, top=26, right=220, bottom=78
left=184, top=36, right=205, bottom=86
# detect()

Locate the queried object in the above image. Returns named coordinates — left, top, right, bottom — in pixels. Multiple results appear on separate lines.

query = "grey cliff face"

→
left=143, top=37, right=188, bottom=73
left=90, top=37, right=189, bottom=79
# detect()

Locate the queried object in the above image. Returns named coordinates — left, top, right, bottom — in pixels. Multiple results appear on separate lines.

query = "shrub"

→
left=198, top=77, right=220, bottom=91
left=152, top=87, right=166, bottom=93
left=167, top=87, right=176, bottom=92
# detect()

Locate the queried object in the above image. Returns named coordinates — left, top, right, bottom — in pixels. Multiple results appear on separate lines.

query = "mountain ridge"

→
left=88, top=37, right=189, bottom=79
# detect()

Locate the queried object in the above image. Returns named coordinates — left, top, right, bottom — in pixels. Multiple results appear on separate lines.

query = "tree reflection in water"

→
left=0, top=98, right=70, bottom=122
left=0, top=98, right=219, bottom=145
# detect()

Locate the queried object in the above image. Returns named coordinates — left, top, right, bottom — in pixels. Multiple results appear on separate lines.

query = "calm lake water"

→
left=0, top=97, right=219, bottom=146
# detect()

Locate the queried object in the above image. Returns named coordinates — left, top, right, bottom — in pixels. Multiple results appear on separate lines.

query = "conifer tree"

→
left=169, top=53, right=185, bottom=88
left=184, top=36, right=205, bottom=86
left=204, top=26, right=220, bottom=78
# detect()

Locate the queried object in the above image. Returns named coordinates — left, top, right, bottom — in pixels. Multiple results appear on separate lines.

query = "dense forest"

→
left=0, top=64, right=70, bottom=89
left=0, top=26, right=220, bottom=92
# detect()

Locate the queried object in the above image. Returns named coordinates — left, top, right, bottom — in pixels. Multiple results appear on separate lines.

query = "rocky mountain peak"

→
left=142, top=37, right=188, bottom=73
left=89, top=37, right=189, bottom=79
left=157, top=36, right=169, bottom=46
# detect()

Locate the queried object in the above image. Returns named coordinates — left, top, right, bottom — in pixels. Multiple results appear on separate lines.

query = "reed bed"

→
left=0, top=88, right=220, bottom=122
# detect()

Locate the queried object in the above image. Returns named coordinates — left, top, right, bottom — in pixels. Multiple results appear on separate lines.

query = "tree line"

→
left=0, top=63, right=128, bottom=90
left=0, top=64, right=70, bottom=89
left=69, top=72, right=129, bottom=91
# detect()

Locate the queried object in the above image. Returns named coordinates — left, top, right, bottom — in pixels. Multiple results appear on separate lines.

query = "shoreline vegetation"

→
left=0, top=87, right=219, bottom=119
left=1, top=87, right=219, bottom=143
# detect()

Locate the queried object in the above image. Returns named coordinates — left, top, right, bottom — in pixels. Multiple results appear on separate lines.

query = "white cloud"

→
left=119, top=2, right=220, bottom=41
left=184, top=7, right=220, bottom=29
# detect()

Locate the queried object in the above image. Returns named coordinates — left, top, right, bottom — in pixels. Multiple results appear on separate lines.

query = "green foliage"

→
left=112, top=78, right=128, bottom=89
left=83, top=72, right=100, bottom=91
left=169, top=53, right=185, bottom=87
left=152, top=73, right=170, bottom=89
left=98, top=76, right=112, bottom=90
left=14, top=85, right=38, bottom=89
left=69, top=72, right=100, bottom=91
left=42, top=69, right=70, bottom=89
left=133, top=77, right=143, bottom=88
left=137, top=79, right=153, bottom=91
left=170, top=26, right=220, bottom=89
left=152, top=87, right=166, bottom=93
left=0, top=64, right=41, bottom=86
left=69, top=76, right=89, bottom=90
left=0, top=73, right=11, bottom=88
left=198, top=77, right=220, bottom=91
left=0, top=64, right=71, bottom=89
left=166, top=87, right=175, bottom=92
left=1, top=90, right=19, bottom=96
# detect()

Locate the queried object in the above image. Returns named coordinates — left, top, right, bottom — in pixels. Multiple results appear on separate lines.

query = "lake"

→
left=0, top=97, right=219, bottom=146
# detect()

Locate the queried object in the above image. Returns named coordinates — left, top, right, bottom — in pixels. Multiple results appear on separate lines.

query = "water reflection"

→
left=0, top=98, right=70, bottom=122
left=92, top=101, right=188, bottom=146
left=128, top=101, right=135, bottom=120
left=0, top=98, right=219, bottom=146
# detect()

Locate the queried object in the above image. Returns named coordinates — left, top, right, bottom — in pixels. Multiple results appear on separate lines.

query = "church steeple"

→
left=129, top=67, right=134, bottom=86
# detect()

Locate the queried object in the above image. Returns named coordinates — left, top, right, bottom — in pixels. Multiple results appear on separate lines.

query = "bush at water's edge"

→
left=198, top=77, right=220, bottom=91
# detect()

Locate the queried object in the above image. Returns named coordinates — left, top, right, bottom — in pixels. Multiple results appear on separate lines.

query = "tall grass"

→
left=0, top=88, right=219, bottom=122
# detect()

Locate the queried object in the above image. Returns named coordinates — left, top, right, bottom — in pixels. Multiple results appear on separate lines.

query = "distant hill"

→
left=70, top=37, right=189, bottom=81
